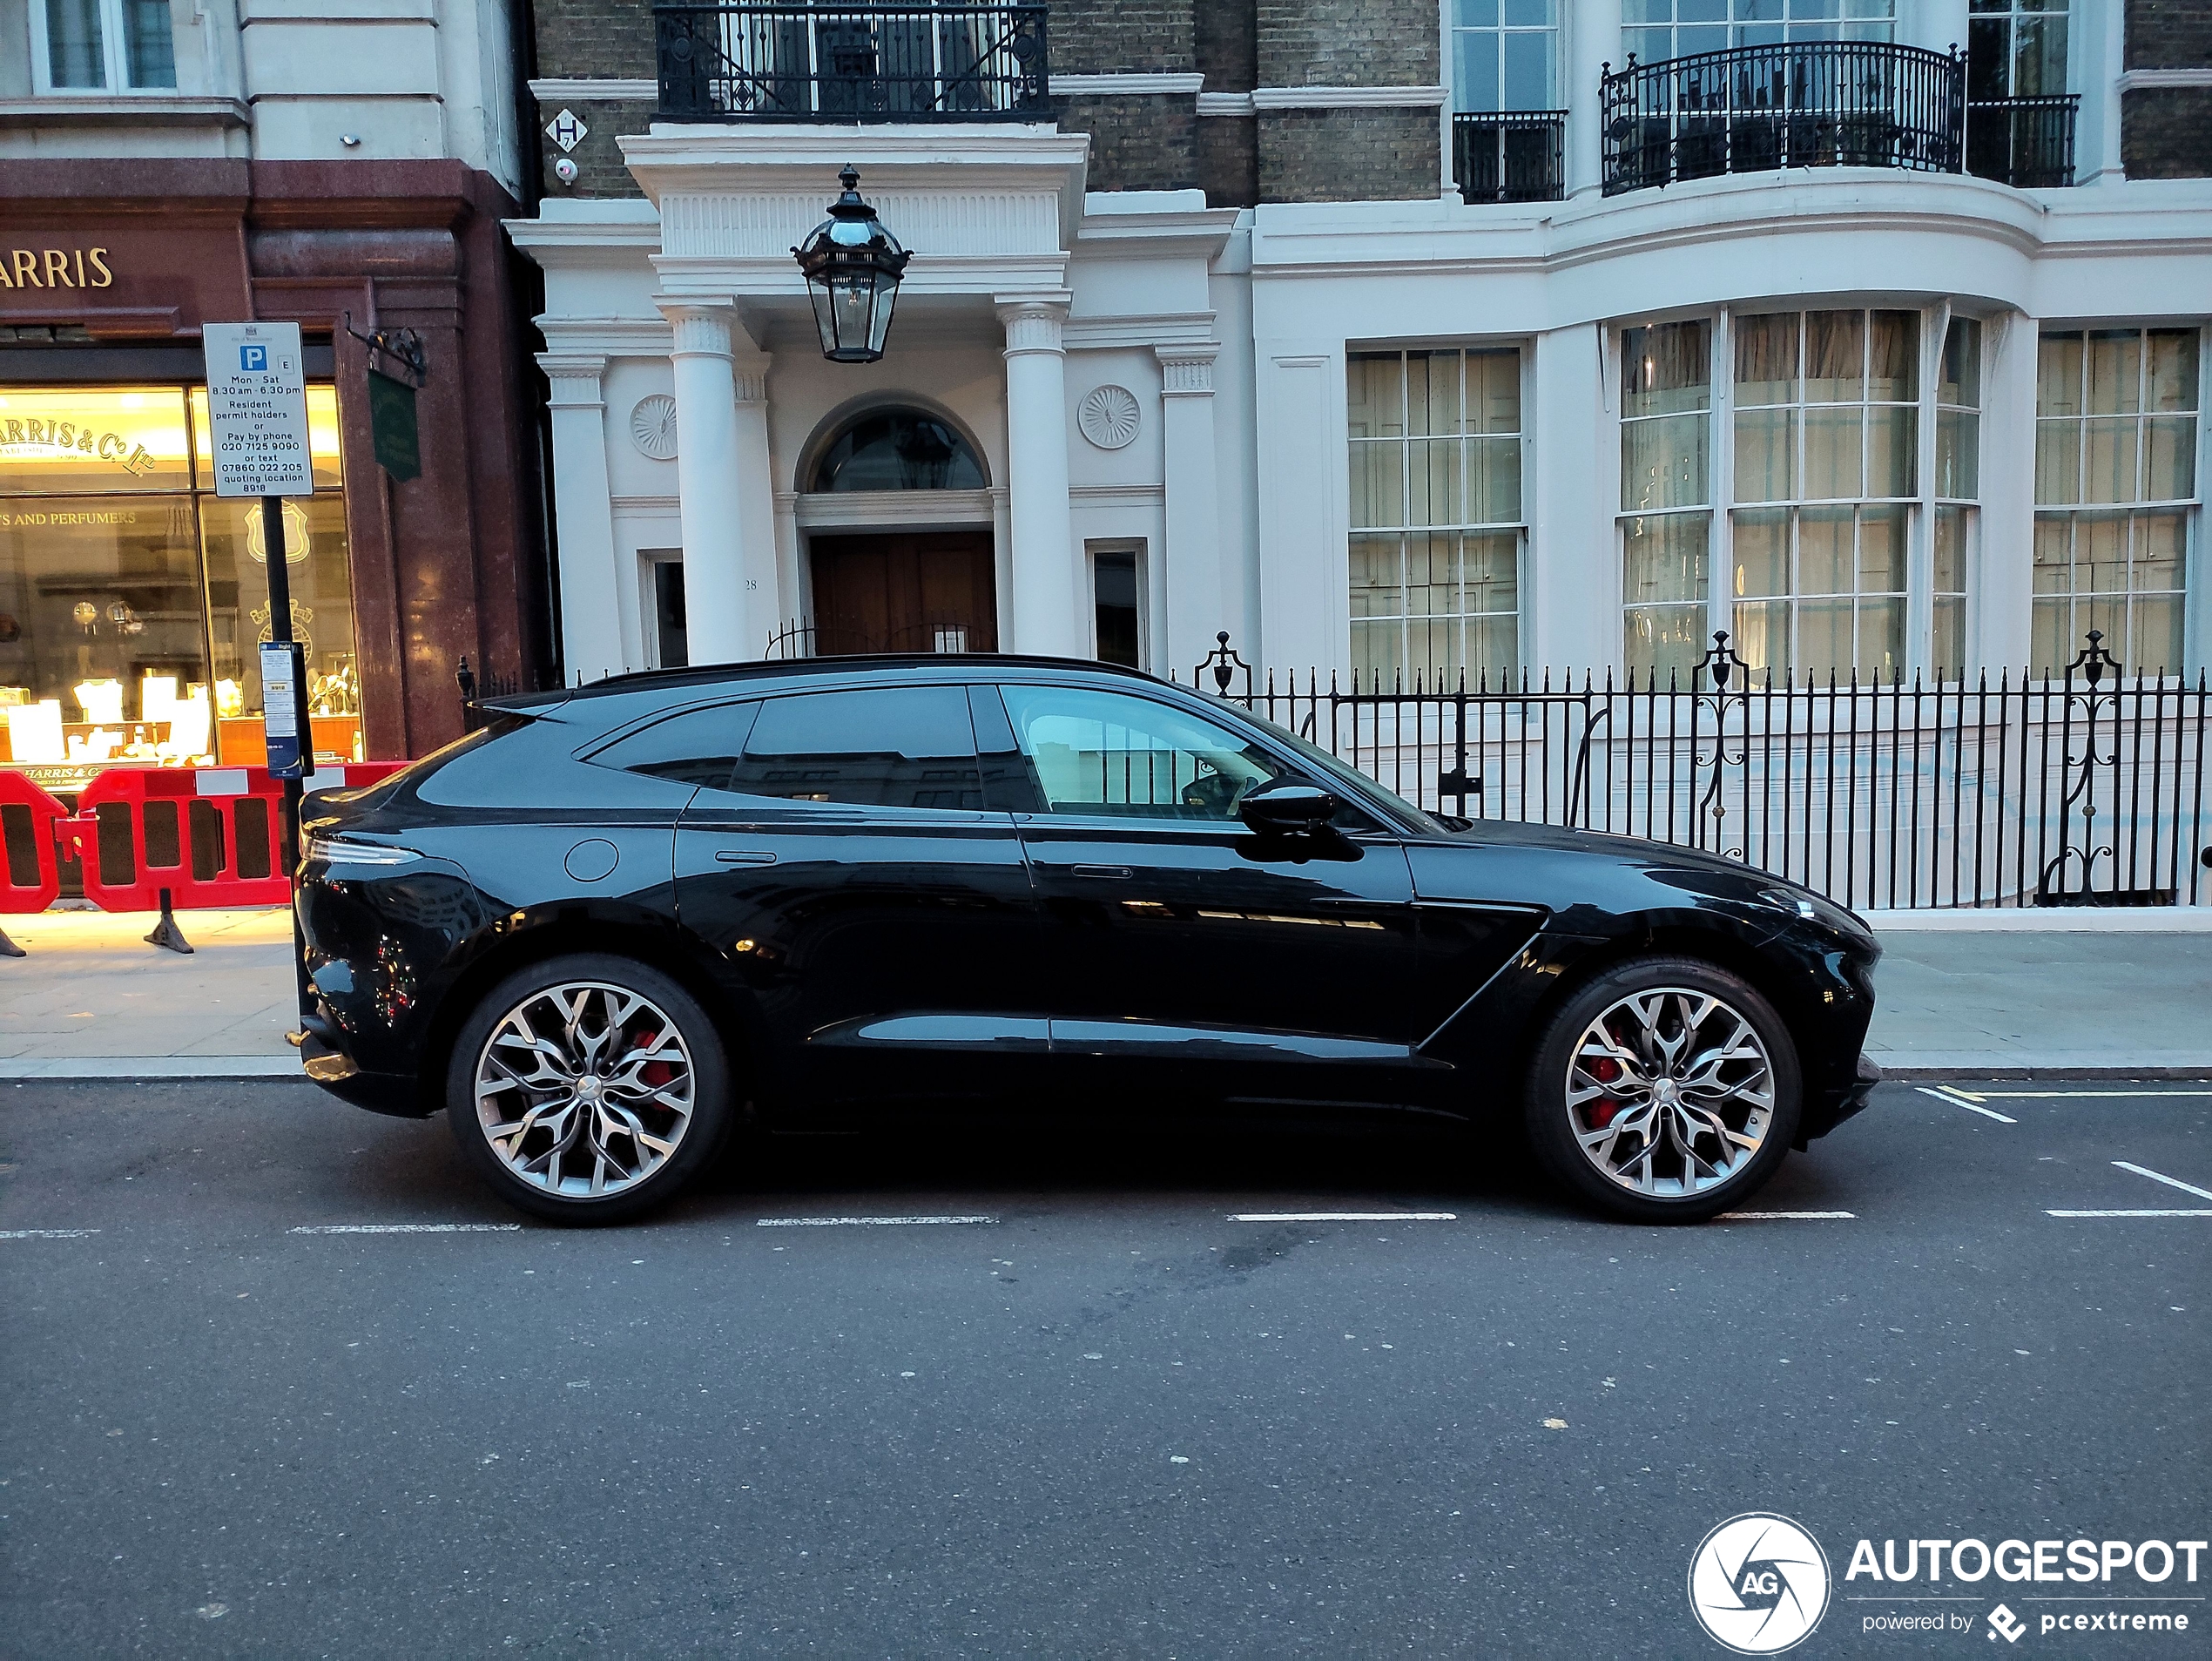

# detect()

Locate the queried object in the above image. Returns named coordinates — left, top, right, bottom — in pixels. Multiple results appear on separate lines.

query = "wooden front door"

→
left=807, top=531, right=998, bottom=656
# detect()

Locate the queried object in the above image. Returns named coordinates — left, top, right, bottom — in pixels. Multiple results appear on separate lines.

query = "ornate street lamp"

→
left=792, top=165, right=911, bottom=365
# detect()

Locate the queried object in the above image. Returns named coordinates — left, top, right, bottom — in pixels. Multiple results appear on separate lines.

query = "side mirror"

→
left=1238, top=780, right=1339, bottom=835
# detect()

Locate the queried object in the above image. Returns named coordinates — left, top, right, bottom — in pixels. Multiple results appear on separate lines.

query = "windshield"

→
left=1233, top=706, right=1454, bottom=838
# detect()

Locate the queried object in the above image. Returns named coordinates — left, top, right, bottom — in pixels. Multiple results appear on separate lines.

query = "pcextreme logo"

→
left=1689, top=1513, right=1833, bottom=1654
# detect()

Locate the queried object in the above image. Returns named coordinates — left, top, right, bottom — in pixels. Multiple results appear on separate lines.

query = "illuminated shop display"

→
left=0, top=383, right=361, bottom=780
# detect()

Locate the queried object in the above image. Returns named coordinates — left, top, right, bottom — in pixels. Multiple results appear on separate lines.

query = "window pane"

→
left=1933, top=597, right=1965, bottom=677
left=1345, top=355, right=1401, bottom=441
left=1000, top=685, right=1285, bottom=820
left=44, top=0, right=107, bottom=87
left=1866, top=311, right=1918, bottom=403
left=2079, top=513, right=2127, bottom=593
left=1623, top=510, right=1709, bottom=606
left=1731, top=506, right=1789, bottom=597
left=1348, top=440, right=1404, bottom=529
left=2032, top=514, right=2073, bottom=596
left=199, top=493, right=361, bottom=764
left=124, top=0, right=176, bottom=87
left=1732, top=407, right=1794, bottom=503
left=1503, top=0, right=1554, bottom=25
left=1407, top=438, right=1461, bottom=528
left=2086, top=331, right=2141, bottom=415
left=1406, top=352, right=1460, bottom=437
left=1801, top=407, right=1863, bottom=498
left=1796, top=598, right=1854, bottom=680
left=2032, top=597, right=2071, bottom=675
left=1455, top=30, right=1501, bottom=111
left=2134, top=510, right=2185, bottom=592
left=2146, top=329, right=2200, bottom=413
left=2013, top=12, right=2066, bottom=98
left=2144, top=416, right=2196, bottom=501
left=1733, top=314, right=1797, bottom=406
left=2037, top=333, right=2083, bottom=418
left=2034, top=418, right=2080, bottom=504
left=1469, top=348, right=1521, bottom=434
left=1940, top=317, right=1981, bottom=408
left=1622, top=321, right=1710, bottom=418
left=1731, top=598, right=1789, bottom=677
left=2129, top=597, right=2182, bottom=675
left=1857, top=596, right=1904, bottom=680
left=1501, top=28, right=1556, bottom=110
left=1865, top=405, right=1915, bottom=497
left=1936, top=409, right=1979, bottom=499
left=730, top=686, right=981, bottom=809
left=1349, top=535, right=1404, bottom=619
left=1467, top=436, right=1521, bottom=523
left=1622, top=412, right=1710, bottom=510
left=1626, top=604, right=1709, bottom=682
left=2080, top=418, right=2136, bottom=504
left=1858, top=503, right=1905, bottom=592
left=1933, top=503, right=1967, bottom=594
left=0, top=494, right=212, bottom=764
left=1094, top=550, right=1140, bottom=668
left=594, top=703, right=757, bottom=789
left=1464, top=530, right=1519, bottom=617
left=1797, top=504, right=1853, bottom=593
left=1804, top=311, right=1865, bottom=402
left=0, top=388, right=192, bottom=495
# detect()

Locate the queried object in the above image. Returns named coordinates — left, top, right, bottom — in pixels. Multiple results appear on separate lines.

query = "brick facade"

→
left=2122, top=89, right=2212, bottom=178
left=1258, top=108, right=1440, bottom=203
left=1042, top=0, right=1192, bottom=74
left=1052, top=95, right=1199, bottom=192
left=2126, top=0, right=2212, bottom=68
left=1257, top=0, right=1437, bottom=88
left=536, top=98, right=651, bottom=199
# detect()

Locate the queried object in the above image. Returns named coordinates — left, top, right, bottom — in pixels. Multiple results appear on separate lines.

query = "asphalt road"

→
left=2, top=1077, right=2207, bottom=1658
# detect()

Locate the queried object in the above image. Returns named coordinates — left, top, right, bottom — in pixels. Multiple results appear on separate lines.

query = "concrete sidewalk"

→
left=3, top=903, right=2209, bottom=1081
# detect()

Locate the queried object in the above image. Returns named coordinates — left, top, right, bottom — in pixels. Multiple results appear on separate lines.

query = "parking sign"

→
left=202, top=321, right=314, bottom=497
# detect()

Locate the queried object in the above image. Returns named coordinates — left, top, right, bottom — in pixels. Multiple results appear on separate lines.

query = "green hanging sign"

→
left=367, top=366, right=421, bottom=483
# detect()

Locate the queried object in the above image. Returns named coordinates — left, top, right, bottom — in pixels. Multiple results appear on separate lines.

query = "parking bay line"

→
left=1918, top=1085, right=2019, bottom=1123
left=288, top=1223, right=524, bottom=1235
left=2112, top=1160, right=2212, bottom=1201
left=1715, top=1211, right=1856, bottom=1220
left=2047, top=1160, right=2212, bottom=1219
left=1940, top=1087, right=2212, bottom=1102
left=754, top=1214, right=996, bottom=1227
left=0, top=1228, right=100, bottom=1239
left=1228, top=1212, right=1458, bottom=1223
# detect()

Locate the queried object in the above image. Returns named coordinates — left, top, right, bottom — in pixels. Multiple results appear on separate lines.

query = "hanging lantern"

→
left=792, top=165, right=912, bottom=365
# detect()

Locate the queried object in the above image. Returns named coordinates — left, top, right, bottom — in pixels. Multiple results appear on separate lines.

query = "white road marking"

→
left=1715, top=1211, right=1857, bottom=1220
left=753, top=1214, right=995, bottom=1227
left=1942, top=1087, right=2212, bottom=1102
left=1916, top=1085, right=2018, bottom=1123
left=2047, top=1209, right=2212, bottom=1219
left=0, top=1228, right=100, bottom=1239
left=2112, top=1160, right=2212, bottom=1202
left=1228, top=1212, right=1458, bottom=1223
left=287, top=1223, right=524, bottom=1235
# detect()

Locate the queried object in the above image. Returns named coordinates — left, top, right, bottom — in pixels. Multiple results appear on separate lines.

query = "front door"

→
left=979, top=680, right=1436, bottom=1113
left=808, top=531, right=997, bottom=656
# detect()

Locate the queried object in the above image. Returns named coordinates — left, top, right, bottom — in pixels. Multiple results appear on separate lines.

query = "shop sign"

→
left=202, top=321, right=314, bottom=498
left=0, top=413, right=158, bottom=476
left=0, top=247, right=115, bottom=290
left=367, top=367, right=421, bottom=483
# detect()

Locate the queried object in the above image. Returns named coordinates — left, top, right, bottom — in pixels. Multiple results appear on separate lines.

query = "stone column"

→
left=1566, top=0, right=1619, bottom=200
left=662, top=300, right=755, bottom=665
left=538, top=352, right=629, bottom=682
left=997, top=297, right=1081, bottom=657
left=730, top=347, right=779, bottom=657
left=1157, top=344, right=1224, bottom=679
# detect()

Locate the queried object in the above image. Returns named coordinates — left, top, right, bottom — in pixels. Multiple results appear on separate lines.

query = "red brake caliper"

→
left=1587, top=1055, right=1622, bottom=1129
left=632, top=1029, right=674, bottom=1089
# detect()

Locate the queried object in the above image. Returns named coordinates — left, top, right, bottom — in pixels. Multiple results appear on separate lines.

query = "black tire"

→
left=444, top=952, right=733, bottom=1225
left=1521, top=954, right=1801, bottom=1225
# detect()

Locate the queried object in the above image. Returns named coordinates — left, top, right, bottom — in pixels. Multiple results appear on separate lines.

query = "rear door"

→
left=669, top=683, right=1043, bottom=1111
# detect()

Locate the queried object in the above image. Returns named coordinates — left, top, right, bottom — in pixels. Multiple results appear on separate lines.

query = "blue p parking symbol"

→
left=240, top=344, right=268, bottom=371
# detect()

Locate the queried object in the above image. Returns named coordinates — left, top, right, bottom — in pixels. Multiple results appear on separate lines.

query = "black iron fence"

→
left=655, top=3, right=1048, bottom=120
left=1193, top=631, right=2212, bottom=912
left=1453, top=111, right=1568, bottom=204
left=1601, top=40, right=1963, bottom=194
left=1966, top=94, right=2079, bottom=189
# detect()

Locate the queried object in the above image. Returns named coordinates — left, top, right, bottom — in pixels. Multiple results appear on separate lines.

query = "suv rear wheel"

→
left=445, top=953, right=731, bottom=1224
left=1522, top=955, right=1800, bottom=1224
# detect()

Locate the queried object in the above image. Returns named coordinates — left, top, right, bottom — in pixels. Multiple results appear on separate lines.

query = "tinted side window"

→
left=998, top=685, right=1286, bottom=820
left=590, top=702, right=759, bottom=789
left=729, top=687, right=981, bottom=809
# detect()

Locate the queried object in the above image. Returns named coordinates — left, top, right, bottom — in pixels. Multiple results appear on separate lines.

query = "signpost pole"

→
left=260, top=496, right=304, bottom=881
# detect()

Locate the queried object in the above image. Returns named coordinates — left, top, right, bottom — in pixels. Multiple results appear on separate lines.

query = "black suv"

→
left=296, top=655, right=1880, bottom=1224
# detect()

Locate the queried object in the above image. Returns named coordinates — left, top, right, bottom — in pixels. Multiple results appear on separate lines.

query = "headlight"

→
left=306, top=833, right=424, bottom=868
left=1758, top=887, right=1868, bottom=937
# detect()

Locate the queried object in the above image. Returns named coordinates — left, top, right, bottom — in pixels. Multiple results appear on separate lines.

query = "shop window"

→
left=1621, top=320, right=1713, bottom=679
left=33, top=0, right=175, bottom=91
left=1348, top=347, right=1524, bottom=684
left=2033, top=327, right=2200, bottom=673
left=0, top=383, right=360, bottom=778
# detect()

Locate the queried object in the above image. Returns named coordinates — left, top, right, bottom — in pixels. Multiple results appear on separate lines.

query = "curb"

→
left=1, top=1057, right=300, bottom=1081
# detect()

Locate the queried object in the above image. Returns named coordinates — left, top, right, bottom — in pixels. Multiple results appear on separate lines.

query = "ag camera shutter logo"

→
left=1689, top=1513, right=1832, bottom=1653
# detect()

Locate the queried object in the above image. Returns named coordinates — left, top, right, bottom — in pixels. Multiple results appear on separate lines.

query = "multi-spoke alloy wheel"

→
left=1523, top=956, right=1801, bottom=1223
left=1565, top=987, right=1775, bottom=1199
left=448, top=955, right=727, bottom=1222
left=473, top=981, right=695, bottom=1198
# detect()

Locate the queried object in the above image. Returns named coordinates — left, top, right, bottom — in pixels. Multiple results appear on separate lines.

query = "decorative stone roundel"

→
left=1077, top=383, right=1142, bottom=450
left=630, top=394, right=679, bottom=460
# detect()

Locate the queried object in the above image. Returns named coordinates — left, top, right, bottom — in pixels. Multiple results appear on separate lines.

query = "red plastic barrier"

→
left=0, top=772, right=67, bottom=914
left=59, top=766, right=292, bottom=911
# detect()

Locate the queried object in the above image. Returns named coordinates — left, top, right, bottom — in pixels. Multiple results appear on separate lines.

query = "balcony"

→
left=1601, top=40, right=1963, bottom=195
left=1453, top=111, right=1568, bottom=204
left=655, top=3, right=1049, bottom=122
left=1966, top=95, right=2080, bottom=188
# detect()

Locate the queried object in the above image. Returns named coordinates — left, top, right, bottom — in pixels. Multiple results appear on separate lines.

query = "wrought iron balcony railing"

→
left=1601, top=40, right=1963, bottom=195
left=656, top=3, right=1048, bottom=122
left=1966, top=94, right=2080, bottom=188
left=1453, top=111, right=1568, bottom=204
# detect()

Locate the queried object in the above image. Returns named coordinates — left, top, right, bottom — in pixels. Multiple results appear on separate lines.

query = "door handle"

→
left=713, top=850, right=778, bottom=866
left=1070, top=864, right=1133, bottom=880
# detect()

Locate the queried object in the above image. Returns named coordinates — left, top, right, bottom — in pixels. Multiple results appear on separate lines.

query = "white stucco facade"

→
left=515, top=113, right=2212, bottom=686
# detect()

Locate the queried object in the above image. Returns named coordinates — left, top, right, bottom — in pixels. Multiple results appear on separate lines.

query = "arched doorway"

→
left=800, top=407, right=997, bottom=657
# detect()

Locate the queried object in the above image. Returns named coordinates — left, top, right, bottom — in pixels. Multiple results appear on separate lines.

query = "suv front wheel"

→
left=445, top=953, right=732, bottom=1224
left=1523, top=955, right=1801, bottom=1224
